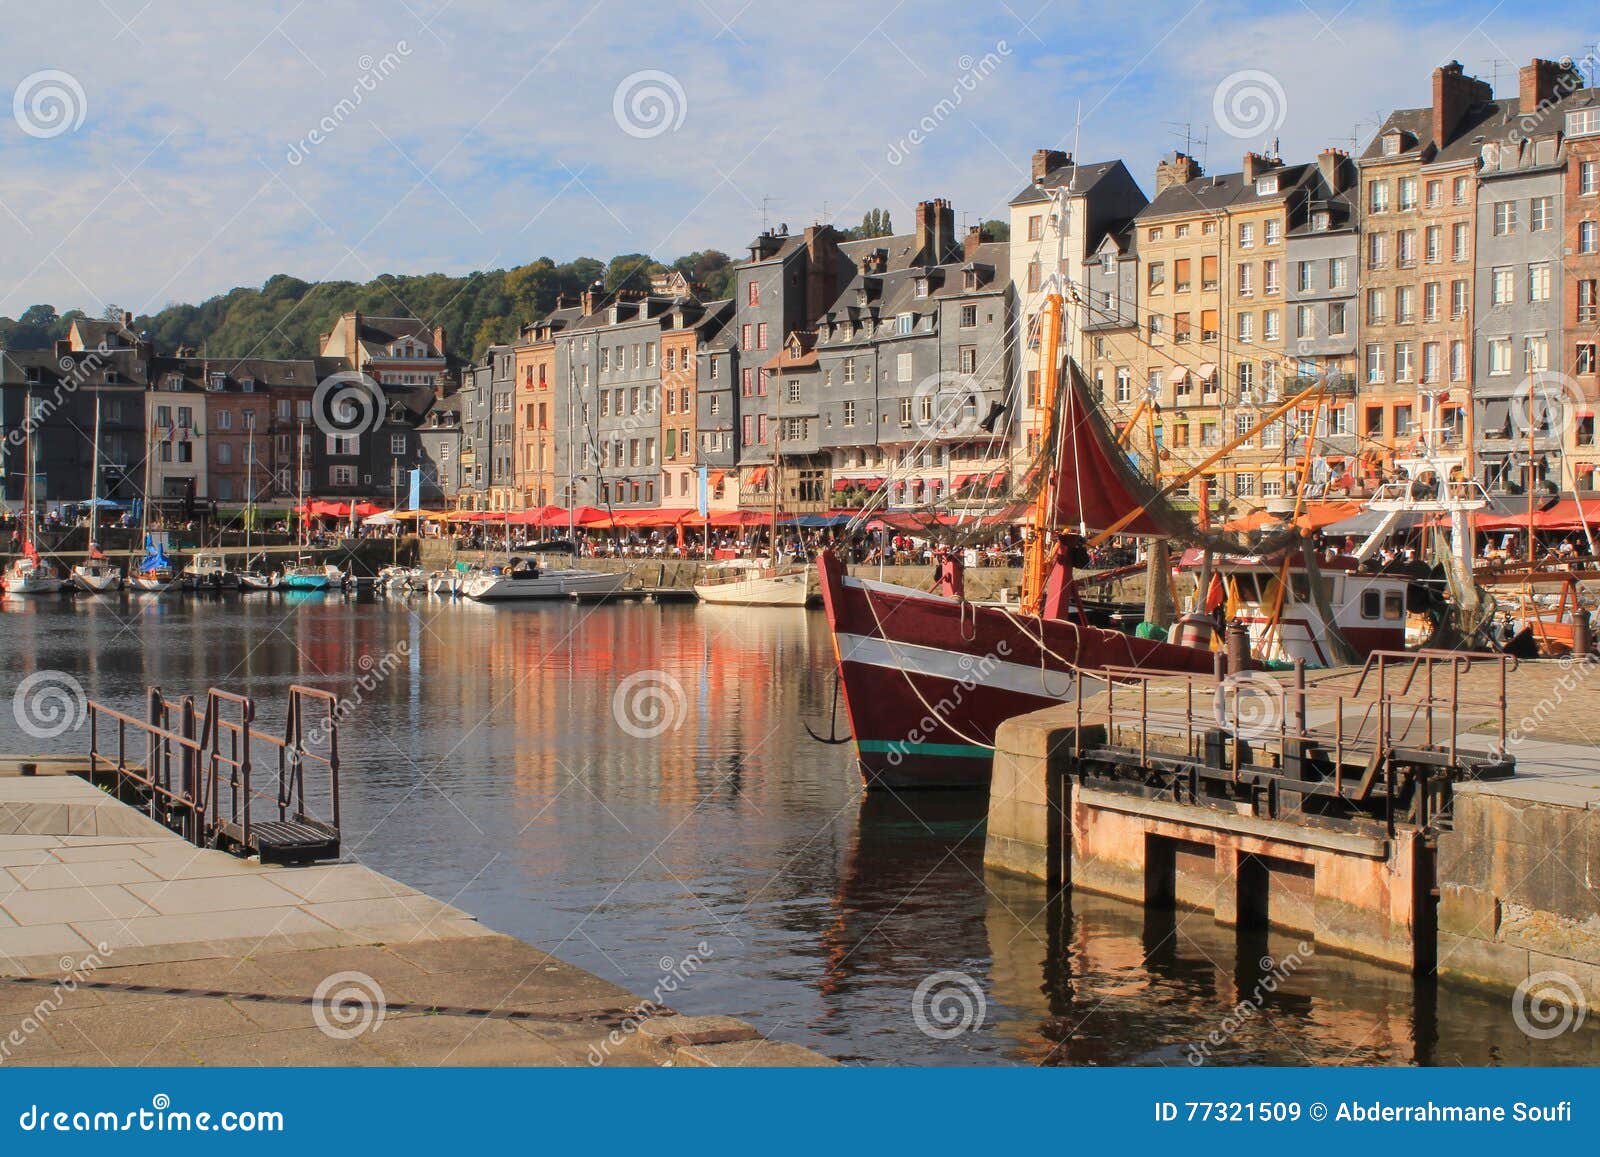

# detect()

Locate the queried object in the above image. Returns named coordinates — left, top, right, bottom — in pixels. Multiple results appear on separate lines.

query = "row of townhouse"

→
left=445, top=202, right=1016, bottom=515
left=1069, top=57, right=1600, bottom=513
left=0, top=311, right=457, bottom=514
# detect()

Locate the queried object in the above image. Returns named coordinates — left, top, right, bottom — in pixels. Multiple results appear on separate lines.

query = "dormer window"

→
left=1568, top=108, right=1600, bottom=138
left=207, top=372, right=226, bottom=391
left=1381, top=132, right=1403, bottom=157
left=1255, top=175, right=1279, bottom=195
left=896, top=313, right=914, bottom=335
left=914, top=278, right=928, bottom=298
left=241, top=377, right=256, bottom=392
left=1312, top=210, right=1331, bottom=232
left=1101, top=252, right=1116, bottom=274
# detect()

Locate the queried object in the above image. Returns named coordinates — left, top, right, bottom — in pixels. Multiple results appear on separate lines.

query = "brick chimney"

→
left=1317, top=147, right=1351, bottom=194
left=1242, top=152, right=1271, bottom=185
left=1032, top=149, right=1070, bottom=183
left=1432, top=60, right=1492, bottom=147
left=964, top=225, right=988, bottom=261
left=580, top=284, right=600, bottom=316
left=347, top=312, right=361, bottom=366
left=432, top=325, right=446, bottom=357
left=121, top=310, right=135, bottom=330
left=1155, top=152, right=1201, bottom=195
left=914, top=198, right=955, bottom=264
left=804, top=224, right=841, bottom=319
left=1519, top=58, right=1566, bottom=115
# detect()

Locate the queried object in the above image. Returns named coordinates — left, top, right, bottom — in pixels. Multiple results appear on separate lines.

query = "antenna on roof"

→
left=1162, top=119, right=1207, bottom=160
left=761, top=195, right=777, bottom=233
left=1581, top=45, right=1600, bottom=87
left=1068, top=101, right=1083, bottom=193
left=1479, top=57, right=1512, bottom=93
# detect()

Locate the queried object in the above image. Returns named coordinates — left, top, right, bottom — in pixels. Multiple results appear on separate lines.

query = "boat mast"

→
left=297, top=418, right=306, bottom=553
left=770, top=391, right=781, bottom=567
left=245, top=422, right=255, bottom=562
left=89, top=387, right=101, bottom=533
left=1020, top=182, right=1074, bottom=616
left=23, top=385, right=34, bottom=555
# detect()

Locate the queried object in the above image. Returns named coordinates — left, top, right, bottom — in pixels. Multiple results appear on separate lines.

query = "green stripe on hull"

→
left=856, top=739, right=992, bottom=760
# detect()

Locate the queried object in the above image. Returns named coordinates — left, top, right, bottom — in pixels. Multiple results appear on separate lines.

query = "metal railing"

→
left=1070, top=650, right=1513, bottom=833
left=86, top=685, right=341, bottom=859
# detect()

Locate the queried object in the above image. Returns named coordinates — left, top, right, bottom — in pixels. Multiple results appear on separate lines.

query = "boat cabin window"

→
left=1362, top=590, right=1381, bottom=619
left=1384, top=592, right=1404, bottom=621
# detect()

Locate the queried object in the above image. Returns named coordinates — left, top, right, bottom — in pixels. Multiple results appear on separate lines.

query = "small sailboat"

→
left=4, top=547, right=65, bottom=595
left=71, top=545, right=122, bottom=594
left=238, top=567, right=282, bottom=592
left=72, top=399, right=123, bottom=593
left=5, top=393, right=66, bottom=595
left=130, top=538, right=180, bottom=593
left=426, top=570, right=465, bottom=597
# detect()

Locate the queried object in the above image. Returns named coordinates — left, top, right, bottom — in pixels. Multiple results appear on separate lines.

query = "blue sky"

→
left=0, top=0, right=1591, bottom=317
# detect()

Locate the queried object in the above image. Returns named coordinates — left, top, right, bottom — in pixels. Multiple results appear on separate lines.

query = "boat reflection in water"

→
left=2, top=597, right=1597, bottom=1065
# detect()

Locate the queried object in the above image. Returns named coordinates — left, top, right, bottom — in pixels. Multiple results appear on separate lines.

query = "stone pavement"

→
left=0, top=773, right=834, bottom=1067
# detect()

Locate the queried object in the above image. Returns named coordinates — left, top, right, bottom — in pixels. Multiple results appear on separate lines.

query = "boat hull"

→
left=463, top=569, right=625, bottom=601
left=71, top=567, right=122, bottom=593
left=694, top=572, right=815, bottom=607
left=3, top=576, right=65, bottom=595
left=816, top=552, right=1218, bottom=789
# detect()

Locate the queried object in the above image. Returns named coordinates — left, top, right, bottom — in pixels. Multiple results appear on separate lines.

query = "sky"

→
left=0, top=0, right=1591, bottom=319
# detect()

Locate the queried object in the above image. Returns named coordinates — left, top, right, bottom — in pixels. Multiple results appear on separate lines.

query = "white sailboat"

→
left=130, top=417, right=180, bottom=592
left=71, top=390, right=122, bottom=593
left=693, top=559, right=815, bottom=606
left=4, top=389, right=66, bottom=596
left=462, top=557, right=624, bottom=601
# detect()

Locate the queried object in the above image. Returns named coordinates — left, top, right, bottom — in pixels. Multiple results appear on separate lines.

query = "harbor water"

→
left=1, top=592, right=1594, bottom=1065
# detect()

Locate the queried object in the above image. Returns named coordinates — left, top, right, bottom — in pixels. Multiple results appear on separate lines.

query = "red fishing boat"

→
left=818, top=279, right=1328, bottom=790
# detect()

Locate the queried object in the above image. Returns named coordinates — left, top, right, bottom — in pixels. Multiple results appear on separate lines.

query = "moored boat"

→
left=70, top=560, right=123, bottom=593
left=3, top=552, right=66, bottom=595
left=693, top=560, right=816, bottom=606
left=462, top=558, right=624, bottom=601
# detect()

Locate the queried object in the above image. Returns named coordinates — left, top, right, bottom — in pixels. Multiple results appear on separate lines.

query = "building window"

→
left=1492, top=200, right=1517, bottom=235
left=1329, top=302, right=1347, bottom=336
left=1296, top=261, right=1313, bottom=292
left=1581, top=220, right=1599, bottom=253
left=1453, top=176, right=1470, bottom=204
left=1580, top=280, right=1599, bottom=324
left=747, top=281, right=760, bottom=306
left=1394, top=342, right=1413, bottom=382
left=1366, top=288, right=1387, bottom=325
left=1368, top=181, right=1389, bottom=213
left=1264, top=310, right=1279, bottom=341
left=1027, top=214, right=1043, bottom=241
left=1568, top=108, right=1600, bottom=137
left=1452, top=221, right=1469, bottom=261
left=1366, top=233, right=1386, bottom=269
left=1238, top=222, right=1255, bottom=248
left=1424, top=225, right=1441, bottom=263
left=1450, top=341, right=1467, bottom=382
left=1530, top=196, right=1554, bottom=232
left=1263, top=259, right=1280, bottom=294
left=1296, top=304, right=1315, bottom=338
left=843, top=401, right=856, bottom=427
left=756, top=322, right=768, bottom=349
left=1451, top=279, right=1469, bottom=319
left=1529, top=262, right=1552, bottom=302
left=1583, top=161, right=1600, bottom=196
left=1398, top=177, right=1417, bottom=210
left=1487, top=338, right=1512, bottom=376
left=960, top=304, right=977, bottom=328
left=959, top=346, right=977, bottom=373
left=1147, top=261, right=1165, bottom=291
left=1423, top=281, right=1440, bottom=322
left=1491, top=267, right=1514, bottom=305
left=1366, top=343, right=1384, bottom=384
left=1577, top=343, right=1598, bottom=375
left=896, top=352, right=913, bottom=382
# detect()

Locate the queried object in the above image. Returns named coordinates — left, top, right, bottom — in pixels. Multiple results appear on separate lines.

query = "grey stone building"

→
left=1473, top=126, right=1568, bottom=494
left=416, top=390, right=462, bottom=505
left=696, top=306, right=742, bottom=502
left=810, top=213, right=1013, bottom=509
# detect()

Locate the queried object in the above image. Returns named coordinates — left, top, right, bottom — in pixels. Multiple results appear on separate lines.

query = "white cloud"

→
left=0, top=0, right=1582, bottom=316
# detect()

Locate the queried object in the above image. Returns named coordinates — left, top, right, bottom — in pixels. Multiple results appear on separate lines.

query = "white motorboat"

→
left=693, top=561, right=816, bottom=607
left=462, top=559, right=624, bottom=602
left=71, top=561, right=123, bottom=593
left=3, top=554, right=65, bottom=595
left=427, top=570, right=468, bottom=597
left=182, top=551, right=239, bottom=591
left=238, top=570, right=281, bottom=591
left=378, top=565, right=424, bottom=595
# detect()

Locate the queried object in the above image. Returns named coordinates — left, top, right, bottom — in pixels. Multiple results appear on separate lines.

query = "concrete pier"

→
left=986, top=659, right=1600, bottom=1003
left=0, top=769, right=833, bottom=1067
left=985, top=710, right=1428, bottom=968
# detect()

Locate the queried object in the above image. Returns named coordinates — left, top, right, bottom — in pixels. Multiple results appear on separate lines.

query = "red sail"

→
left=1053, top=372, right=1172, bottom=537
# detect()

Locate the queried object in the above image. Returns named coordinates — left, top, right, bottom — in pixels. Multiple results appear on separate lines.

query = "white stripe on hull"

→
left=834, top=632, right=1081, bottom=702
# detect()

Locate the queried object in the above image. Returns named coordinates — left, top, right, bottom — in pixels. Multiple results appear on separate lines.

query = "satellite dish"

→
left=1144, top=380, right=1162, bottom=402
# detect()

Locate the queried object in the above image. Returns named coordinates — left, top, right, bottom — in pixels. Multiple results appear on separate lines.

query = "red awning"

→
left=747, top=466, right=769, bottom=486
left=832, top=477, right=850, bottom=491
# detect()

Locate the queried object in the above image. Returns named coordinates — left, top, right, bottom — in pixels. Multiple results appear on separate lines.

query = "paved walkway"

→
left=0, top=774, right=831, bottom=1067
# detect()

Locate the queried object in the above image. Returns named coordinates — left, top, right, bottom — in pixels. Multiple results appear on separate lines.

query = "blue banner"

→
left=697, top=465, right=708, bottom=517
left=0, top=1068, right=1591, bottom=1152
left=407, top=469, right=420, bottom=512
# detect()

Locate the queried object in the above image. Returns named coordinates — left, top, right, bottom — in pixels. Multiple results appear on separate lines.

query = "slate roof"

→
left=1009, top=158, right=1129, bottom=206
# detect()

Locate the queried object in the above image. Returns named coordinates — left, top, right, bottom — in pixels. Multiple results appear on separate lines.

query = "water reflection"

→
left=0, top=594, right=1594, bottom=1065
